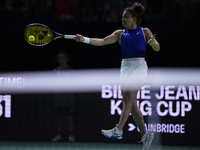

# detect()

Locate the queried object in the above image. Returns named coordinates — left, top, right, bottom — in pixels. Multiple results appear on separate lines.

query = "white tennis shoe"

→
left=139, top=132, right=154, bottom=150
left=101, top=127, right=123, bottom=139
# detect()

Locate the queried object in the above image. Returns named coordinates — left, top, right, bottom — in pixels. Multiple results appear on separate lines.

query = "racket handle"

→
left=64, top=35, right=76, bottom=39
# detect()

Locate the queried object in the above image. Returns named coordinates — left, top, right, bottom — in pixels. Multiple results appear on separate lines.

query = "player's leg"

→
left=120, top=90, right=154, bottom=150
left=127, top=90, right=154, bottom=150
left=130, top=91, right=146, bottom=137
left=101, top=90, right=139, bottom=139
left=117, top=90, right=138, bottom=131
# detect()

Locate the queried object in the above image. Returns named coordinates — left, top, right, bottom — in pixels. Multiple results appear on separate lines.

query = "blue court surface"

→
left=0, top=142, right=199, bottom=150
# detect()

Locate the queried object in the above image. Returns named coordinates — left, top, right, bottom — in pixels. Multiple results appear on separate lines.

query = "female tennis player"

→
left=74, top=2, right=160, bottom=150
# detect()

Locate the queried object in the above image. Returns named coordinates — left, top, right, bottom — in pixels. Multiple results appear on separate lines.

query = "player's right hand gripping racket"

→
left=24, top=23, right=76, bottom=46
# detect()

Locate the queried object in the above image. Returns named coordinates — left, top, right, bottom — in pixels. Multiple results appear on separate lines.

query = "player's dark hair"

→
left=124, top=2, right=145, bottom=25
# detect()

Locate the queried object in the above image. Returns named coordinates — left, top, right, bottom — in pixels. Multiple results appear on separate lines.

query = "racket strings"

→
left=25, top=24, right=53, bottom=46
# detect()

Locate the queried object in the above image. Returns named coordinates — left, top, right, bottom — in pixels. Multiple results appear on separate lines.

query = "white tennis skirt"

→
left=120, top=58, right=148, bottom=90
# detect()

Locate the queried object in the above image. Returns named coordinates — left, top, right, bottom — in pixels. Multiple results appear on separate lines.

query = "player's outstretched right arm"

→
left=74, top=30, right=124, bottom=46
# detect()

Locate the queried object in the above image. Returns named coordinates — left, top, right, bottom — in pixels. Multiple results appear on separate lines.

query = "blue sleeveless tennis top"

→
left=121, top=27, right=146, bottom=59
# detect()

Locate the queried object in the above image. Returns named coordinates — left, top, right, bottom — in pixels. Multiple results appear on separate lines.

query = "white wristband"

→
left=83, top=37, right=90, bottom=44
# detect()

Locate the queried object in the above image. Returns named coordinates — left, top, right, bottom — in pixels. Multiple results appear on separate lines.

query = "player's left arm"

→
left=74, top=30, right=123, bottom=46
left=143, top=28, right=160, bottom=52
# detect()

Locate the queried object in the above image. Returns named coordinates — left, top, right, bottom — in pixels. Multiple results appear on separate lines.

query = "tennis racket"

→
left=24, top=23, right=76, bottom=46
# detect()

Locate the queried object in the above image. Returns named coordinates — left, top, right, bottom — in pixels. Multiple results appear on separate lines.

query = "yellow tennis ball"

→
left=28, top=35, right=35, bottom=42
